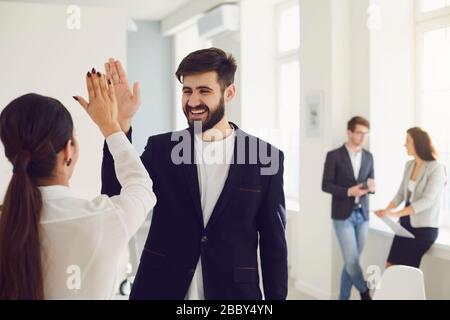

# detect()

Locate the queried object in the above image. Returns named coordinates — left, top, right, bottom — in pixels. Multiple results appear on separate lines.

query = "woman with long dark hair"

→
left=0, top=71, right=156, bottom=299
left=375, top=127, right=446, bottom=268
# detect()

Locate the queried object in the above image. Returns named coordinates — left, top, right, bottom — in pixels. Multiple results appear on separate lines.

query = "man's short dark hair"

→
left=175, top=47, right=237, bottom=91
left=347, top=116, right=370, bottom=132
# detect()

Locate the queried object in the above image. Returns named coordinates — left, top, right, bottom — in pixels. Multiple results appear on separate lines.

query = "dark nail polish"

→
left=87, top=72, right=91, bottom=77
left=97, top=72, right=101, bottom=77
left=107, top=79, right=111, bottom=85
left=92, top=67, right=96, bottom=73
left=72, top=96, right=78, bottom=101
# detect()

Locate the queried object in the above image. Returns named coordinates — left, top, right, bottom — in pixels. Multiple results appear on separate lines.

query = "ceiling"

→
left=2, top=0, right=193, bottom=20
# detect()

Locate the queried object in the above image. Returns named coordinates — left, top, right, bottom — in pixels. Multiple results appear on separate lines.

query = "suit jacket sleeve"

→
left=101, top=129, right=133, bottom=196
left=102, top=128, right=154, bottom=196
left=368, top=153, right=375, bottom=195
left=257, top=151, right=288, bottom=300
left=105, top=132, right=156, bottom=239
left=322, top=151, right=348, bottom=199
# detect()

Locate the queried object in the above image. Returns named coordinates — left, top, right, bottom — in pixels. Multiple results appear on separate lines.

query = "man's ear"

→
left=224, top=84, right=236, bottom=103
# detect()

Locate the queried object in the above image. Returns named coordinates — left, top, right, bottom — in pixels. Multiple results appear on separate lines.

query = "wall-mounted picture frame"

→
left=304, top=91, right=324, bottom=138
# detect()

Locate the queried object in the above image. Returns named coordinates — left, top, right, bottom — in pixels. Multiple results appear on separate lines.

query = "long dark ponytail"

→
left=0, top=93, right=73, bottom=299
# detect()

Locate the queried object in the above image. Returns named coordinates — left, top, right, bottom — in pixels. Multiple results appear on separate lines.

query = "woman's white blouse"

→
left=39, top=132, right=156, bottom=299
left=408, top=180, right=417, bottom=193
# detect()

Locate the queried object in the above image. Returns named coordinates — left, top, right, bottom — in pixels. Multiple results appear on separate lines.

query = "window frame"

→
left=274, top=0, right=301, bottom=212
left=416, top=0, right=450, bottom=22
left=415, top=0, right=450, bottom=228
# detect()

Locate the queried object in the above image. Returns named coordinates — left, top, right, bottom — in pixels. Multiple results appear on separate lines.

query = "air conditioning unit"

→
left=198, top=4, right=240, bottom=40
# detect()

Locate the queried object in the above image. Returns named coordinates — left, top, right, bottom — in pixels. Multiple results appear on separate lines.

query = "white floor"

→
left=114, top=278, right=316, bottom=300
left=287, top=278, right=316, bottom=300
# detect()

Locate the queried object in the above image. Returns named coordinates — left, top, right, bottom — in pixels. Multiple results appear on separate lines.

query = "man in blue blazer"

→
left=100, top=48, right=287, bottom=300
left=322, top=116, right=375, bottom=300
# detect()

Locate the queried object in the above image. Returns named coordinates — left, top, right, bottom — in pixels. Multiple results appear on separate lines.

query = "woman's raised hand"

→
left=73, top=69, right=121, bottom=138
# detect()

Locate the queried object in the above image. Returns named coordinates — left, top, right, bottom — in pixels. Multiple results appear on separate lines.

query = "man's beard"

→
left=183, top=96, right=225, bottom=132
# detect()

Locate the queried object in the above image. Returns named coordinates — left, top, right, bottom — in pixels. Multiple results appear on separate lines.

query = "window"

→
left=419, top=0, right=450, bottom=13
left=275, top=0, right=300, bottom=212
left=417, top=0, right=450, bottom=22
left=416, top=1, right=450, bottom=227
left=277, top=2, right=300, bottom=52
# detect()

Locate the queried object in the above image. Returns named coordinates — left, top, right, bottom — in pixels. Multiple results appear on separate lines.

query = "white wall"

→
left=0, top=1, right=126, bottom=200
left=240, top=0, right=278, bottom=141
left=127, top=20, right=173, bottom=154
left=288, top=0, right=414, bottom=300
left=350, top=0, right=370, bottom=118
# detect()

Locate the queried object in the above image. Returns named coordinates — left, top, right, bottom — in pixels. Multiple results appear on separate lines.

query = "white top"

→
left=392, top=160, right=446, bottom=228
left=345, top=144, right=362, bottom=203
left=408, top=180, right=417, bottom=193
left=406, top=180, right=417, bottom=204
left=185, top=130, right=235, bottom=300
left=40, top=132, right=156, bottom=299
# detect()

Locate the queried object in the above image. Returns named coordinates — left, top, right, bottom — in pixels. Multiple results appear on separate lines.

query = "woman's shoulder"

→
left=40, top=195, right=116, bottom=224
left=426, top=160, right=446, bottom=173
left=84, top=194, right=118, bottom=214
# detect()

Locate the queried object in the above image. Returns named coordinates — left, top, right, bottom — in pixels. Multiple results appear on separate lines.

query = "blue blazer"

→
left=101, top=123, right=288, bottom=300
left=322, top=145, right=374, bottom=220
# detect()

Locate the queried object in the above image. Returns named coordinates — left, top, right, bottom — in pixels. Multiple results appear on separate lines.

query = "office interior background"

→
left=1, top=0, right=450, bottom=299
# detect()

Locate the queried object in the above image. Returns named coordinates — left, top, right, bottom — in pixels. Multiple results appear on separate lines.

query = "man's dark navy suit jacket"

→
left=101, top=123, right=288, bottom=300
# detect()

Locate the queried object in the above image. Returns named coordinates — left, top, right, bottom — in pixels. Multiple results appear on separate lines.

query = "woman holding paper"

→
left=375, top=127, right=446, bottom=268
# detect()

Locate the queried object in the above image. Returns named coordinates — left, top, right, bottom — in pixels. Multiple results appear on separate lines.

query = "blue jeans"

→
left=333, top=209, right=369, bottom=300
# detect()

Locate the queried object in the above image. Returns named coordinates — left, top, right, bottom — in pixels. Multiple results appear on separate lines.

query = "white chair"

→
left=372, top=265, right=426, bottom=300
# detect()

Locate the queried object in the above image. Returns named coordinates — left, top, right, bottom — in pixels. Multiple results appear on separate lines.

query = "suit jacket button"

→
left=201, top=236, right=208, bottom=243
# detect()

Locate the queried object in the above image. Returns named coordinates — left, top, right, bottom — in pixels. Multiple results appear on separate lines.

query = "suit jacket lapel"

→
left=404, top=160, right=427, bottom=201
left=182, top=127, right=204, bottom=227
left=205, top=127, right=243, bottom=230
left=414, top=161, right=429, bottom=188
left=357, top=150, right=367, bottom=181
left=341, top=145, right=356, bottom=182
left=412, top=161, right=429, bottom=201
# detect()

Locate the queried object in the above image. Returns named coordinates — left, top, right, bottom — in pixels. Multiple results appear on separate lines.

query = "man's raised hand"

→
left=105, top=58, right=141, bottom=133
